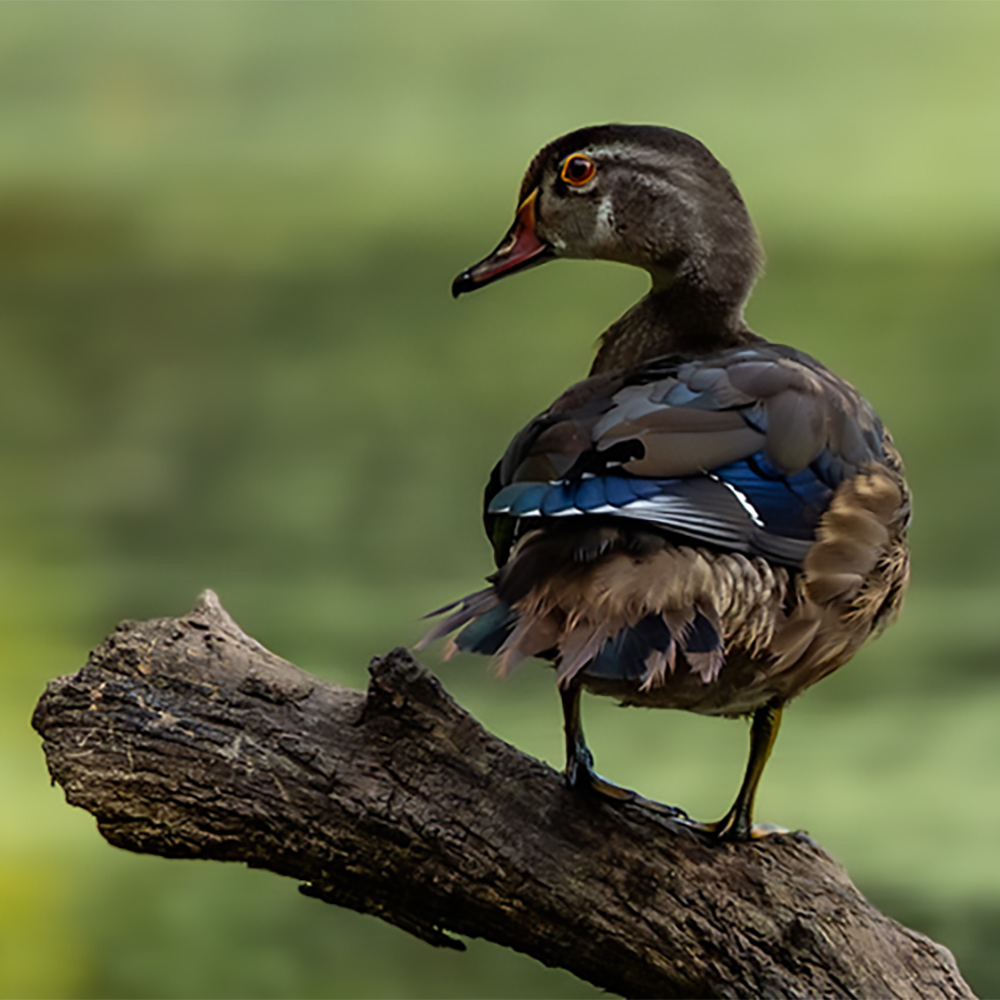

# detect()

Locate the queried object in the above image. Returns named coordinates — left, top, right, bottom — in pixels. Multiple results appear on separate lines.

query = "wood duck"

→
left=419, top=124, right=910, bottom=841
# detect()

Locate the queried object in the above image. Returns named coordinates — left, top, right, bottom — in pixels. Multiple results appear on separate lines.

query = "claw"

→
left=674, top=813, right=789, bottom=842
left=745, top=821, right=790, bottom=840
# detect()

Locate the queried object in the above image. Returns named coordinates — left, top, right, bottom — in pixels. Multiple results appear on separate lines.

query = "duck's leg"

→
left=701, top=699, right=785, bottom=842
left=560, top=681, right=687, bottom=818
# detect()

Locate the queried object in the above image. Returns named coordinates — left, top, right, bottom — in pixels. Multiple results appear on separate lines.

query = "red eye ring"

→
left=560, top=154, right=597, bottom=187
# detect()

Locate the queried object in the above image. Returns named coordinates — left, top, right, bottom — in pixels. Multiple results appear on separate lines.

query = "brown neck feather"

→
left=590, top=284, right=759, bottom=375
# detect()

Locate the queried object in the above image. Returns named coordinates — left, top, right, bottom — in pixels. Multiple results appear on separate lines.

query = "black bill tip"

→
left=451, top=270, right=477, bottom=298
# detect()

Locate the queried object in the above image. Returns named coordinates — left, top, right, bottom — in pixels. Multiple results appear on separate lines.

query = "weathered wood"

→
left=32, top=590, right=973, bottom=999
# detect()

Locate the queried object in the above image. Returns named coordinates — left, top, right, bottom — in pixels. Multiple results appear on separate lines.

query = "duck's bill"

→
left=452, top=189, right=554, bottom=297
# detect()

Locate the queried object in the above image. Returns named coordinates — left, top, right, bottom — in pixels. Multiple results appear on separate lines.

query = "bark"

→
left=32, top=590, right=973, bottom=999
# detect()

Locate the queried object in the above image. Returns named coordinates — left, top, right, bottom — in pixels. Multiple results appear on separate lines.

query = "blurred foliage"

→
left=2, top=4, right=999, bottom=998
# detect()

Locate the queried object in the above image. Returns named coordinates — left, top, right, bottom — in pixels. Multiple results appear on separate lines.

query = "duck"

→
left=418, top=124, right=910, bottom=841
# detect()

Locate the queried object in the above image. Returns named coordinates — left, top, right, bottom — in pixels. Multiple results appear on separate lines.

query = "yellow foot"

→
left=675, top=814, right=790, bottom=842
left=745, top=821, right=790, bottom=840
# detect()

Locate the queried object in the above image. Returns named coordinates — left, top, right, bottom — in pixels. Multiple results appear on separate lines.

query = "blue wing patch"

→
left=712, top=454, right=835, bottom=541
left=488, top=449, right=844, bottom=567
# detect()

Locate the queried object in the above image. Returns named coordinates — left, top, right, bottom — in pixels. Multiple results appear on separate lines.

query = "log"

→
left=32, top=590, right=973, bottom=999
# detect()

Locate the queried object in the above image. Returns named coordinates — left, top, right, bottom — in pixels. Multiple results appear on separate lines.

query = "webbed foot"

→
left=675, top=811, right=789, bottom=842
left=565, top=744, right=689, bottom=820
left=674, top=699, right=787, bottom=842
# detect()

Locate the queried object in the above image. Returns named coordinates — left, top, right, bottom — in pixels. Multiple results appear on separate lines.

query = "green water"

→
left=2, top=5, right=1000, bottom=998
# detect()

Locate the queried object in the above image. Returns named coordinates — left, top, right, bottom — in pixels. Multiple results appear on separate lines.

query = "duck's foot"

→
left=565, top=748, right=689, bottom=821
left=674, top=811, right=790, bottom=842
left=670, top=699, right=789, bottom=842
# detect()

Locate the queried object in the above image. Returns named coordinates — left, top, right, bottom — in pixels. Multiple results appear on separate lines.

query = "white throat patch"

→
left=594, top=195, right=616, bottom=248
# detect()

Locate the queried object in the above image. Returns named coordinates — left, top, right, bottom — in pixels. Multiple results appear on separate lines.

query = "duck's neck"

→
left=590, top=282, right=759, bottom=375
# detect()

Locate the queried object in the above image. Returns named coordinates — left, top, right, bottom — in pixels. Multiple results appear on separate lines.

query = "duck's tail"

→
left=415, top=525, right=783, bottom=691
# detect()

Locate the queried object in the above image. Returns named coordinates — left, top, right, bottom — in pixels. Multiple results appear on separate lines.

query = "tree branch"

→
left=32, top=591, right=973, bottom=999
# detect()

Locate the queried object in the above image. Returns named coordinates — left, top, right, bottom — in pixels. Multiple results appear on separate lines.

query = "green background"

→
left=3, top=3, right=1000, bottom=997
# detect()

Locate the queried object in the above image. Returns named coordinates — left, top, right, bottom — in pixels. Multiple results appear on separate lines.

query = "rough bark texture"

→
left=33, top=590, right=973, bottom=1000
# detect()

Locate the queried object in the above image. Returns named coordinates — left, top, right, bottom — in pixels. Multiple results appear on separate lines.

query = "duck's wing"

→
left=485, top=343, right=890, bottom=568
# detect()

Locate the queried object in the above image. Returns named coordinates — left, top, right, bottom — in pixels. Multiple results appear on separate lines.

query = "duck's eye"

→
left=560, top=154, right=597, bottom=187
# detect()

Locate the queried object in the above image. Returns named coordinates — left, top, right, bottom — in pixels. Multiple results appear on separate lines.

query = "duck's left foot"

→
left=565, top=748, right=689, bottom=821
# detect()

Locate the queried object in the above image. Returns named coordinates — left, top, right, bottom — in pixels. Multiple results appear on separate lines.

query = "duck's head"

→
left=453, top=124, right=763, bottom=316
